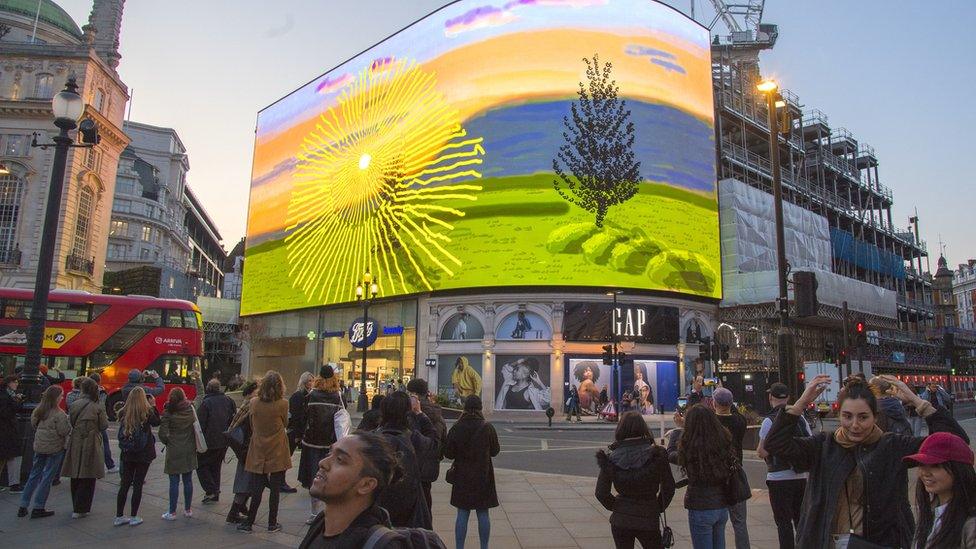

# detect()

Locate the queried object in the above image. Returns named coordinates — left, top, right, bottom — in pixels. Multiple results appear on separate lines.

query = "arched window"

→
left=72, top=186, right=95, bottom=258
left=0, top=167, right=24, bottom=261
left=496, top=311, right=551, bottom=340
left=439, top=313, right=485, bottom=341
left=33, top=73, right=54, bottom=99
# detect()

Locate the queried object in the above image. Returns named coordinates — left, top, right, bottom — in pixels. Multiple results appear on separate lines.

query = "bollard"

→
left=546, top=407, right=554, bottom=428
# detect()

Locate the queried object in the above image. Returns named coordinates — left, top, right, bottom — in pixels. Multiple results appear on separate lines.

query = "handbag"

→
left=661, top=508, right=674, bottom=548
left=190, top=404, right=209, bottom=453
left=334, top=396, right=351, bottom=441
left=724, top=460, right=751, bottom=505
left=445, top=463, right=456, bottom=484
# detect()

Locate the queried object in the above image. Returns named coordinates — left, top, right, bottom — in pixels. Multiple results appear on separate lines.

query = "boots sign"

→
left=562, top=302, right=678, bottom=344
left=349, top=317, right=379, bottom=349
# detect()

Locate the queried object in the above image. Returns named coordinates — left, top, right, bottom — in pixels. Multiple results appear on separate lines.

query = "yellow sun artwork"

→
left=285, top=60, right=486, bottom=305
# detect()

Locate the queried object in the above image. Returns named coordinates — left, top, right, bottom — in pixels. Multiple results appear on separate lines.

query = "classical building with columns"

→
left=0, top=0, right=128, bottom=292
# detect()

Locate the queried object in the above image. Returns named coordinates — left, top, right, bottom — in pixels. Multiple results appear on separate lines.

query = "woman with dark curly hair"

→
left=667, top=405, right=735, bottom=549
left=573, top=361, right=601, bottom=412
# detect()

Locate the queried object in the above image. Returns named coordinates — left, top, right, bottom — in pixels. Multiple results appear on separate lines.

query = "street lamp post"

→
left=22, top=78, right=92, bottom=400
left=355, top=270, right=378, bottom=412
left=606, top=290, right=622, bottom=410
left=757, top=78, right=796, bottom=397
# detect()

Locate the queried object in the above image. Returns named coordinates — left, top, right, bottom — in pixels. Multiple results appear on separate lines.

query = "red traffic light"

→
left=855, top=321, right=865, bottom=334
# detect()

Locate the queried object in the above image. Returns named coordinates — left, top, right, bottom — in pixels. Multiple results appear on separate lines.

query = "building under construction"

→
left=697, top=2, right=949, bottom=395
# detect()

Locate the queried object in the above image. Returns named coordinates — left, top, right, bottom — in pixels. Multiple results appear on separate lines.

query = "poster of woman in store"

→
left=633, top=363, right=654, bottom=414
left=572, top=361, right=602, bottom=413
left=451, top=356, right=482, bottom=401
left=495, top=356, right=551, bottom=410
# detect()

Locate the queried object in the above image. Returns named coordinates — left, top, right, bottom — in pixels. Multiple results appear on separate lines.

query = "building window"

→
left=0, top=169, right=24, bottom=255
left=141, top=225, right=151, bottom=241
left=109, top=220, right=128, bottom=237
left=83, top=147, right=97, bottom=170
left=140, top=248, right=149, bottom=260
left=33, top=74, right=54, bottom=99
left=94, top=89, right=105, bottom=112
left=116, top=179, right=135, bottom=195
left=2, top=135, right=29, bottom=157
left=113, top=198, right=131, bottom=213
left=71, top=187, right=94, bottom=258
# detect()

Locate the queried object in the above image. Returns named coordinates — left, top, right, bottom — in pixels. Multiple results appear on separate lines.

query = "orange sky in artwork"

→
left=246, top=27, right=712, bottom=239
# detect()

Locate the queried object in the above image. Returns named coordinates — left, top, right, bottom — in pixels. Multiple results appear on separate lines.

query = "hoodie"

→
left=878, top=396, right=913, bottom=436
left=595, top=438, right=676, bottom=529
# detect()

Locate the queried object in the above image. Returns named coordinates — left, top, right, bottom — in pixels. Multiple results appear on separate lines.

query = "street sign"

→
left=424, top=358, right=437, bottom=368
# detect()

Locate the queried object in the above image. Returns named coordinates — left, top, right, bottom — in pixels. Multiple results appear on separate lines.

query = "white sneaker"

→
left=107, top=466, right=119, bottom=473
left=183, top=509, right=193, bottom=518
left=71, top=512, right=87, bottom=519
left=114, top=516, right=129, bottom=526
left=129, top=516, right=143, bottom=526
left=161, top=512, right=177, bottom=521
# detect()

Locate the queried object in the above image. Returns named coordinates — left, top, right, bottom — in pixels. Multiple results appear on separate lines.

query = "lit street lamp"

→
left=22, top=77, right=98, bottom=400
left=355, top=270, right=379, bottom=412
left=756, top=78, right=796, bottom=398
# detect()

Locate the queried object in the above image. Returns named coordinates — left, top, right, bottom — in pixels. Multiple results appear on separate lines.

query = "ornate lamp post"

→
left=355, top=270, right=378, bottom=412
left=22, top=77, right=96, bottom=399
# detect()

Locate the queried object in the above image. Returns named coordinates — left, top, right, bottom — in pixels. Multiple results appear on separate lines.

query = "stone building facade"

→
left=0, top=0, right=128, bottom=292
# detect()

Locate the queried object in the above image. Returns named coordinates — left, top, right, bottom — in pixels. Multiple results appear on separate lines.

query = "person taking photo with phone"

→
left=764, top=374, right=968, bottom=548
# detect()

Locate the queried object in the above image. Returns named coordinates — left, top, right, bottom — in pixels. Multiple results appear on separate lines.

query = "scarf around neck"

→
left=834, top=424, right=883, bottom=449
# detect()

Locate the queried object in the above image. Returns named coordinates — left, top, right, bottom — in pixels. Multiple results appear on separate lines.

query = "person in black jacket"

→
left=115, top=386, right=160, bottom=526
left=445, top=396, right=499, bottom=549
left=358, top=394, right=384, bottom=431
left=196, top=379, right=236, bottom=503
left=765, top=374, right=969, bottom=549
left=226, top=380, right=257, bottom=524
left=288, top=371, right=314, bottom=454
left=375, top=391, right=439, bottom=528
left=300, top=432, right=414, bottom=549
left=407, top=378, right=446, bottom=513
left=596, top=411, right=675, bottom=549
left=298, top=366, right=346, bottom=524
left=667, top=404, right=735, bottom=549
left=712, top=388, right=750, bottom=549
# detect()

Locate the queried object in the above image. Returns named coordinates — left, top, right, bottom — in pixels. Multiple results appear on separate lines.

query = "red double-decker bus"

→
left=0, top=288, right=203, bottom=418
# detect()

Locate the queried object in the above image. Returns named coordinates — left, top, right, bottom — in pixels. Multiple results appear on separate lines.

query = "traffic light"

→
left=824, top=341, right=835, bottom=362
left=853, top=320, right=867, bottom=346
left=719, top=344, right=729, bottom=363
left=794, top=271, right=819, bottom=317
left=700, top=337, right=712, bottom=362
left=602, top=344, right=614, bottom=366
left=617, top=352, right=627, bottom=364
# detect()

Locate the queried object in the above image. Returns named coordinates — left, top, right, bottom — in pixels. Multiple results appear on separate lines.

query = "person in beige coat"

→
left=17, top=385, right=70, bottom=518
left=238, top=370, right=291, bottom=534
left=61, top=377, right=108, bottom=518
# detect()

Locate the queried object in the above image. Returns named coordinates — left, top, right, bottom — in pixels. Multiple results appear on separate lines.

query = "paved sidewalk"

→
left=0, top=446, right=780, bottom=548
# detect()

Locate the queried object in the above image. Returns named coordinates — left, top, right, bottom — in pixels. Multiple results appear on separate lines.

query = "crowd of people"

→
left=2, top=365, right=975, bottom=548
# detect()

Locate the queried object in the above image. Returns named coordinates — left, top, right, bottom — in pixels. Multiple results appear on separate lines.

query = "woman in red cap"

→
left=905, top=432, right=976, bottom=548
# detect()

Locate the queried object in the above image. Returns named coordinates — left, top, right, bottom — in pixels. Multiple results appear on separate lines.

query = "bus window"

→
left=90, top=304, right=108, bottom=321
left=2, top=300, right=30, bottom=319
left=0, top=354, right=24, bottom=376
left=44, top=355, right=86, bottom=379
left=88, top=351, right=121, bottom=370
left=47, top=303, right=92, bottom=323
left=165, top=310, right=185, bottom=328
left=148, top=355, right=191, bottom=384
left=182, top=310, right=201, bottom=329
left=131, top=308, right=163, bottom=327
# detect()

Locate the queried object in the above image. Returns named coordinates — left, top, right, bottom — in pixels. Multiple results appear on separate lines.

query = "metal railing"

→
left=65, top=253, right=95, bottom=275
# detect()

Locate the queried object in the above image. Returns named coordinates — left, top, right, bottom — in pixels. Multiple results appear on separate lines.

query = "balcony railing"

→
left=65, top=253, right=95, bottom=275
left=0, top=246, right=22, bottom=267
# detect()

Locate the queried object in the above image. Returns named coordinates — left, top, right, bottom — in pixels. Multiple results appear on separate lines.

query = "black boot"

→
left=226, top=502, right=245, bottom=524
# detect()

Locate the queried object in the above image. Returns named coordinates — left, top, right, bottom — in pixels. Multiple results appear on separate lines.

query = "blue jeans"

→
left=689, top=507, right=729, bottom=549
left=101, top=429, right=115, bottom=469
left=168, top=472, right=193, bottom=513
left=19, top=450, right=65, bottom=510
left=455, top=508, right=490, bottom=549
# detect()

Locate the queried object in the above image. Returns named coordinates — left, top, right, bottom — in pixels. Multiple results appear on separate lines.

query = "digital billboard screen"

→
left=242, top=0, right=719, bottom=316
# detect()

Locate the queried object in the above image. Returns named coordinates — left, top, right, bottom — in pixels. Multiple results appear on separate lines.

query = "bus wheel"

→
left=106, top=392, right=124, bottom=421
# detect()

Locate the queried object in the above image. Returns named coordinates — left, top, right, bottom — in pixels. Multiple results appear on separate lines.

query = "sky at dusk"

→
left=56, top=0, right=974, bottom=267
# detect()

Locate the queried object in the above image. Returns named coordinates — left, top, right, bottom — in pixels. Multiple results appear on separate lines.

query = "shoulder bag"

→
left=661, top=507, right=674, bottom=548
left=190, top=404, right=209, bottom=453
left=334, top=396, right=351, bottom=441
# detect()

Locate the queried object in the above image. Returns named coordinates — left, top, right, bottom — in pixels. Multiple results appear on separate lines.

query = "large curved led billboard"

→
left=242, top=0, right=719, bottom=316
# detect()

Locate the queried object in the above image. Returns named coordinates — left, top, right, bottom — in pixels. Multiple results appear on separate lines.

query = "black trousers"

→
left=70, top=478, right=96, bottom=513
left=117, top=461, right=150, bottom=517
left=767, top=478, right=806, bottom=549
left=422, top=481, right=432, bottom=513
left=246, top=470, right=285, bottom=527
left=611, top=525, right=663, bottom=549
left=196, top=447, right=227, bottom=496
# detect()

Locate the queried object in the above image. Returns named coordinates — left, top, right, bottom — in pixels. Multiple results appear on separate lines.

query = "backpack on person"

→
left=362, top=525, right=448, bottom=549
left=375, top=428, right=430, bottom=528
left=118, top=421, right=149, bottom=453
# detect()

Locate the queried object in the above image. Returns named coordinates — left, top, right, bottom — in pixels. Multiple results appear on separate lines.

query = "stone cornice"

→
left=84, top=105, right=129, bottom=150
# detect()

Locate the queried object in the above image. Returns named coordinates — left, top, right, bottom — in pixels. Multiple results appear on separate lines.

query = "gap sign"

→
left=562, top=302, right=679, bottom=344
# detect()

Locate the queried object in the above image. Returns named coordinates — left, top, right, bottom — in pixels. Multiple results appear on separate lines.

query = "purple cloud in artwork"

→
left=651, top=58, right=686, bottom=74
left=315, top=73, right=354, bottom=94
left=505, top=0, right=607, bottom=7
left=625, top=44, right=677, bottom=60
left=370, top=56, right=396, bottom=73
left=444, top=5, right=518, bottom=37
